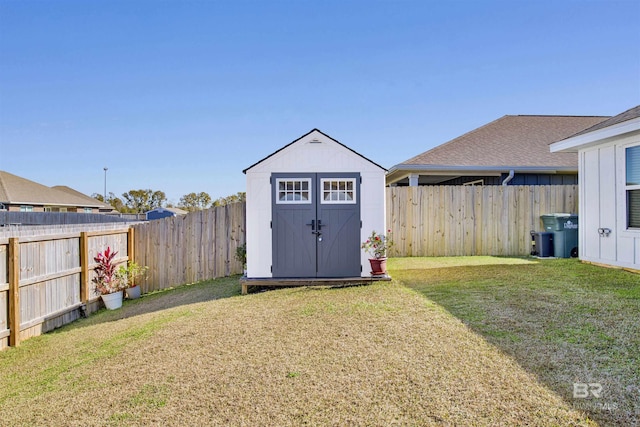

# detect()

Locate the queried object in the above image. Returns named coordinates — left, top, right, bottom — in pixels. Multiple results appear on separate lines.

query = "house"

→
left=550, top=105, right=640, bottom=270
left=52, top=185, right=116, bottom=213
left=243, top=129, right=387, bottom=281
left=0, top=170, right=112, bottom=213
left=146, top=207, right=188, bottom=221
left=386, top=115, right=610, bottom=186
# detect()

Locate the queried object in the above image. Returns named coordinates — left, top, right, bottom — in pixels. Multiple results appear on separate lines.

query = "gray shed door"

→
left=272, top=173, right=361, bottom=278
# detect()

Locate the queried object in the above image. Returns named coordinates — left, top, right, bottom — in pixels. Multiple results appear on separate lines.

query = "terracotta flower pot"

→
left=368, top=257, right=388, bottom=276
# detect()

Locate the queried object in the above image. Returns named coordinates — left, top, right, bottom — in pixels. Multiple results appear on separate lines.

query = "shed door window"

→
left=626, top=145, right=640, bottom=228
left=276, top=178, right=311, bottom=204
left=321, top=178, right=356, bottom=204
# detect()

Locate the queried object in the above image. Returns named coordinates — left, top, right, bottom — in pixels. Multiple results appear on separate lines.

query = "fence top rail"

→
left=0, top=227, right=131, bottom=245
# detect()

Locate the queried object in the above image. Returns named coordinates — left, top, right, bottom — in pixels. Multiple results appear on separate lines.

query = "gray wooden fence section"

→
left=133, top=202, right=246, bottom=293
left=387, top=185, right=578, bottom=257
left=0, top=212, right=138, bottom=225
left=0, top=222, right=141, bottom=238
left=0, top=225, right=131, bottom=350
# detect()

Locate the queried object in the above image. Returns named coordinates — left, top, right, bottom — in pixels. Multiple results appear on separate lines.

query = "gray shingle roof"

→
left=563, top=105, right=640, bottom=139
left=399, top=115, right=610, bottom=169
left=52, top=185, right=115, bottom=210
left=0, top=170, right=104, bottom=208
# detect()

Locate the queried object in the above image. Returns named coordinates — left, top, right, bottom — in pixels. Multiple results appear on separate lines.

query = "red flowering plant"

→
left=361, top=230, right=394, bottom=259
left=93, top=247, right=126, bottom=295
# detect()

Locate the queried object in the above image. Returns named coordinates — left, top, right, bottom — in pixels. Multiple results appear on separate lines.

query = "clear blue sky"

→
left=1, top=0, right=639, bottom=205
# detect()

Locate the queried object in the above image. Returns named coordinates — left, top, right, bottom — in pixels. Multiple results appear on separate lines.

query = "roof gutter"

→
left=502, top=170, right=515, bottom=186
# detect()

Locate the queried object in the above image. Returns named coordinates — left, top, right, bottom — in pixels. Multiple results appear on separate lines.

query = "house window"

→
left=276, top=179, right=311, bottom=204
left=626, top=145, right=640, bottom=229
left=84, top=208, right=93, bottom=213
left=20, top=205, right=33, bottom=212
left=321, top=179, right=356, bottom=204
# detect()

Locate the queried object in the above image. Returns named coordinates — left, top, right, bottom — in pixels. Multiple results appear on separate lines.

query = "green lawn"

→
left=0, top=257, right=637, bottom=426
left=390, top=256, right=640, bottom=427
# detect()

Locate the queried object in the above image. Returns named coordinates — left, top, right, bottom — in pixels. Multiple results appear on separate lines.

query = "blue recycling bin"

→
left=541, top=214, right=578, bottom=258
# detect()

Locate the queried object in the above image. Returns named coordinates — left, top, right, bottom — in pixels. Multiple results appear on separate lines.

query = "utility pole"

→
left=103, top=167, right=108, bottom=201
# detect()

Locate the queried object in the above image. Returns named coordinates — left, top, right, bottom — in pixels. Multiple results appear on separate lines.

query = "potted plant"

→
left=235, top=243, right=247, bottom=276
left=93, top=247, right=126, bottom=309
left=115, top=261, right=148, bottom=299
left=361, top=230, right=393, bottom=276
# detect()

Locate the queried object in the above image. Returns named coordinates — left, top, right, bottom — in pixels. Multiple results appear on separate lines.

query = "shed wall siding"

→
left=246, top=131, right=385, bottom=278
left=579, top=131, right=640, bottom=269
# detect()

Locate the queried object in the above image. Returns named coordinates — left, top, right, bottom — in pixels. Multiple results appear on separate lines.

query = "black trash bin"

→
left=540, top=213, right=578, bottom=258
left=531, top=231, right=554, bottom=257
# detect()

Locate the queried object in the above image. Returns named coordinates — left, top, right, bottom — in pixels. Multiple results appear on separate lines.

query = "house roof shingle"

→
left=0, top=170, right=104, bottom=208
left=52, top=185, right=115, bottom=210
left=399, top=115, right=610, bottom=169
left=562, top=105, right=640, bottom=139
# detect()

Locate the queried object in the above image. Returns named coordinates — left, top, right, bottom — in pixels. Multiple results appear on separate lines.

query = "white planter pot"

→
left=126, top=285, right=141, bottom=299
left=101, top=290, right=123, bottom=310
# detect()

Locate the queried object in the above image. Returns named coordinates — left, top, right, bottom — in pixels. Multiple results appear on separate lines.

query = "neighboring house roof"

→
left=52, top=185, right=115, bottom=211
left=243, top=128, right=387, bottom=173
left=551, top=105, right=640, bottom=153
left=0, top=170, right=104, bottom=208
left=387, top=115, right=610, bottom=185
left=146, top=207, right=188, bottom=215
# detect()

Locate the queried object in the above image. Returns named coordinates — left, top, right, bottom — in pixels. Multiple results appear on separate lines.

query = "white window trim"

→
left=463, top=179, right=484, bottom=186
left=275, top=178, right=312, bottom=204
left=320, top=178, right=357, bottom=204
left=624, top=143, right=640, bottom=230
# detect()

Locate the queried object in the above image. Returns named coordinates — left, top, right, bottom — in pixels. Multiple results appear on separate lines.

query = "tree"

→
left=212, top=192, right=246, bottom=207
left=179, top=192, right=212, bottom=212
left=122, top=189, right=167, bottom=213
left=91, top=192, right=128, bottom=212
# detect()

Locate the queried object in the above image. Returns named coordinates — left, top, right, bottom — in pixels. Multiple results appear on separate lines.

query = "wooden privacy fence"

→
left=0, top=227, right=132, bottom=350
left=387, top=185, right=579, bottom=257
left=133, top=202, right=246, bottom=293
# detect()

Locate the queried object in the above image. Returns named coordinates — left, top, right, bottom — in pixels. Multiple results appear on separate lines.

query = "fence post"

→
left=128, top=227, right=135, bottom=263
left=80, top=232, right=89, bottom=303
left=8, top=238, right=20, bottom=347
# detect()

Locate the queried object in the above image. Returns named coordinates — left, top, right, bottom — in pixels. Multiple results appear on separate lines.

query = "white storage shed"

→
left=550, top=105, right=640, bottom=270
left=243, top=129, right=387, bottom=279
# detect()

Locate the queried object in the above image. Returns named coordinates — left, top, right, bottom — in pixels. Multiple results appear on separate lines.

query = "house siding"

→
left=394, top=173, right=577, bottom=186
left=579, top=133, right=640, bottom=269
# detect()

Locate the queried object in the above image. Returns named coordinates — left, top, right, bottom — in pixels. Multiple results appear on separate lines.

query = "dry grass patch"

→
left=391, top=256, right=640, bottom=427
left=0, top=273, right=596, bottom=426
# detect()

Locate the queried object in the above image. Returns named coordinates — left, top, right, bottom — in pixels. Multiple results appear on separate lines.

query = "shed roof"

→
left=0, top=170, right=104, bottom=208
left=243, top=128, right=387, bottom=174
left=146, top=207, right=188, bottom=215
